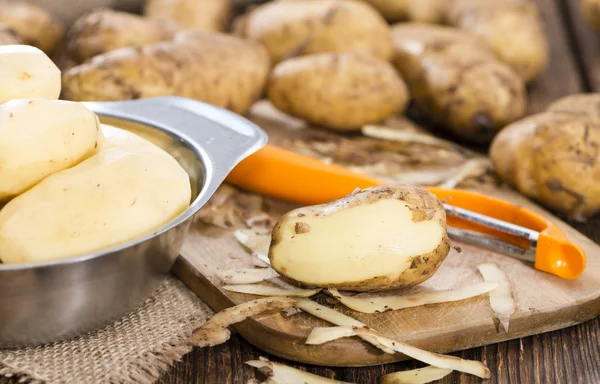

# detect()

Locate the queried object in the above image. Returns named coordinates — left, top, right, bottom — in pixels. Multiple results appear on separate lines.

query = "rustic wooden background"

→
left=1, top=0, right=598, bottom=383
left=158, top=0, right=600, bottom=382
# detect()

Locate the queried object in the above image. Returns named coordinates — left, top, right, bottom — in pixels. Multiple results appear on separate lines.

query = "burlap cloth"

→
left=0, top=276, right=213, bottom=384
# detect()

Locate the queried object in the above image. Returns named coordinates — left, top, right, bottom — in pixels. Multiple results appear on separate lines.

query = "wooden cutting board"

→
left=173, top=103, right=600, bottom=367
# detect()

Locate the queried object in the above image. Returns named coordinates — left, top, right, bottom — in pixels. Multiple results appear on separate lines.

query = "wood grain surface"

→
left=157, top=0, right=600, bottom=381
left=174, top=100, right=600, bottom=367
left=2, top=0, right=599, bottom=383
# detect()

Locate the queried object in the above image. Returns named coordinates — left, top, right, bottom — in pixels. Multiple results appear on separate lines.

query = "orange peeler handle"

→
left=226, top=145, right=586, bottom=280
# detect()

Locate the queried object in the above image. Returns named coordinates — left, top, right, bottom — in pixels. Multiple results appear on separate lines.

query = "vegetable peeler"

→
left=225, top=144, right=587, bottom=280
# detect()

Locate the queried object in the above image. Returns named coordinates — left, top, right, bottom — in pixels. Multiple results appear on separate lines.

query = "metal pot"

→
left=0, top=97, right=267, bottom=347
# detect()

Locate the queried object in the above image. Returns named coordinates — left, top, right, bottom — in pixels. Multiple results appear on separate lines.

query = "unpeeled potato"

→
left=391, top=23, right=526, bottom=143
left=144, top=0, right=231, bottom=32
left=235, top=0, right=393, bottom=64
left=0, top=99, right=103, bottom=202
left=62, top=32, right=270, bottom=116
left=448, top=0, right=549, bottom=83
left=64, top=9, right=177, bottom=64
left=267, top=52, right=409, bottom=131
left=490, top=93, right=600, bottom=221
left=0, top=0, right=65, bottom=54
left=269, top=184, right=450, bottom=291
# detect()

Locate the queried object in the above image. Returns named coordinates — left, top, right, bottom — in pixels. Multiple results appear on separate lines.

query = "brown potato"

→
left=267, top=52, right=409, bottom=131
left=391, top=23, right=526, bottom=143
left=269, top=184, right=450, bottom=291
left=0, top=0, right=65, bottom=54
left=144, top=0, right=231, bottom=32
left=361, top=0, right=447, bottom=23
left=61, top=32, right=270, bottom=115
left=0, top=25, right=21, bottom=45
left=582, top=0, right=600, bottom=30
left=235, top=0, right=393, bottom=64
left=64, top=9, right=177, bottom=64
left=447, top=0, right=549, bottom=83
left=490, top=94, right=600, bottom=221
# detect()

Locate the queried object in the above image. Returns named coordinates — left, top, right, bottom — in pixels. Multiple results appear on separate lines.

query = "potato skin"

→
left=582, top=0, right=600, bottom=30
left=236, top=0, right=393, bottom=64
left=391, top=23, right=526, bottom=143
left=62, top=32, right=270, bottom=115
left=267, top=52, right=408, bottom=131
left=490, top=94, right=600, bottom=221
left=0, top=25, right=21, bottom=45
left=0, top=0, right=65, bottom=54
left=64, top=9, right=177, bottom=64
left=269, top=184, right=450, bottom=291
left=362, top=0, right=447, bottom=23
left=144, top=0, right=231, bottom=32
left=448, top=0, right=549, bottom=83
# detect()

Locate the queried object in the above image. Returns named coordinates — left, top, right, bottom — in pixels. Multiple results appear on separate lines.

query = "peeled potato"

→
left=101, top=124, right=174, bottom=159
left=0, top=45, right=61, bottom=103
left=269, top=184, right=450, bottom=291
left=0, top=148, right=192, bottom=264
left=0, top=99, right=103, bottom=202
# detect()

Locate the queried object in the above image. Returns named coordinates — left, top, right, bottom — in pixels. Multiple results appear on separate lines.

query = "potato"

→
left=269, top=184, right=450, bottom=291
left=447, top=0, right=549, bottom=83
left=64, top=9, right=177, bottom=64
left=144, top=0, right=231, bottom=32
left=582, top=0, right=600, bottom=30
left=391, top=23, right=526, bottom=143
left=0, top=0, right=65, bottom=54
left=0, top=45, right=61, bottom=103
left=0, top=147, right=191, bottom=264
left=267, top=52, right=409, bottom=131
left=101, top=124, right=174, bottom=159
left=0, top=99, right=103, bottom=202
left=361, top=0, right=447, bottom=23
left=490, top=94, right=600, bottom=221
left=235, top=0, right=393, bottom=64
left=0, top=25, right=22, bottom=45
left=61, top=32, right=270, bottom=115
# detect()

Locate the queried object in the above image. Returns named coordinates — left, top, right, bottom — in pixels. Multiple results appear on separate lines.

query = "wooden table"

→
left=158, top=0, right=600, bottom=382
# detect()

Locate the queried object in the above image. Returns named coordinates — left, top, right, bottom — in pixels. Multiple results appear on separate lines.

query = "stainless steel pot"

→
left=0, top=96, right=267, bottom=348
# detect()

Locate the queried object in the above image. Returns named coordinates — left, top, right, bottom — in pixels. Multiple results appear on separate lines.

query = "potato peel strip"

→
left=296, top=299, right=395, bottom=354
left=223, top=284, right=321, bottom=297
left=247, top=357, right=354, bottom=383
left=191, top=297, right=297, bottom=347
left=478, top=263, right=516, bottom=332
left=218, top=268, right=279, bottom=284
left=306, top=326, right=491, bottom=379
left=327, top=282, right=499, bottom=313
left=234, top=229, right=271, bottom=267
left=380, top=366, right=453, bottom=384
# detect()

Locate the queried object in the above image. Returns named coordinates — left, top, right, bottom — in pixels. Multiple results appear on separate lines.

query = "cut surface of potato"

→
left=269, top=184, right=450, bottom=291
left=0, top=45, right=61, bottom=103
left=0, top=148, right=191, bottom=263
left=0, top=99, right=102, bottom=201
left=268, top=52, right=409, bottom=131
left=236, top=0, right=393, bottom=63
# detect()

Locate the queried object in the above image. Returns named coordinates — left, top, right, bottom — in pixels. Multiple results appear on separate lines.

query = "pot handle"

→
left=83, top=96, right=268, bottom=208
